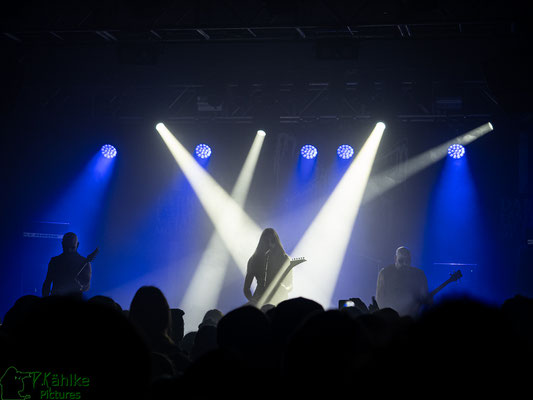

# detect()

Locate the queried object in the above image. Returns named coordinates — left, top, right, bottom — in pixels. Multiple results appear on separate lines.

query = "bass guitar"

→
left=429, top=270, right=463, bottom=299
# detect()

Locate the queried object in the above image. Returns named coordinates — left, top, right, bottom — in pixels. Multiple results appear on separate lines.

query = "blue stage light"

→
left=101, top=144, right=117, bottom=159
left=195, top=144, right=212, bottom=159
left=337, top=145, right=354, bottom=160
left=448, top=144, right=465, bottom=159
left=301, top=145, right=318, bottom=160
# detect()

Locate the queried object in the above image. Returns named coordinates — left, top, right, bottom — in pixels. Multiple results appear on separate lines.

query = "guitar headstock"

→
left=449, top=270, right=462, bottom=282
left=290, top=257, right=307, bottom=266
left=87, top=248, right=99, bottom=262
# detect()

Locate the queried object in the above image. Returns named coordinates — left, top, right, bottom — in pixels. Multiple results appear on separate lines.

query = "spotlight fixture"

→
left=195, top=144, right=212, bottom=159
left=337, top=145, right=354, bottom=160
left=101, top=144, right=117, bottom=159
left=447, top=144, right=465, bottom=159
left=301, top=145, right=318, bottom=160
left=257, top=130, right=266, bottom=137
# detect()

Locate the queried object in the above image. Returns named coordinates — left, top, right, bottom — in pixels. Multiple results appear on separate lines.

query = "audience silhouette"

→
left=1, top=284, right=531, bottom=399
left=129, top=286, right=190, bottom=376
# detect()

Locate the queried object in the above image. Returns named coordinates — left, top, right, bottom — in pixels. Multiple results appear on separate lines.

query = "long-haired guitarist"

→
left=244, top=228, right=293, bottom=306
left=375, top=246, right=430, bottom=318
left=42, top=232, right=92, bottom=297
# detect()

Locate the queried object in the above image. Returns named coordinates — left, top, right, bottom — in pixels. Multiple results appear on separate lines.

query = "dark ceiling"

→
left=1, top=1, right=532, bottom=123
left=1, top=0, right=529, bottom=44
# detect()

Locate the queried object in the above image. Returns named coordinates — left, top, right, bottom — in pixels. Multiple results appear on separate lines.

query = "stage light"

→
left=301, top=145, right=318, bottom=160
left=101, top=144, right=117, bottom=159
left=156, top=123, right=261, bottom=274
left=195, top=144, right=212, bottom=159
left=257, top=130, right=266, bottom=137
left=337, top=145, right=354, bottom=160
left=448, top=144, right=465, bottom=159
left=259, top=122, right=386, bottom=309
left=180, top=129, right=266, bottom=332
left=363, top=122, right=494, bottom=204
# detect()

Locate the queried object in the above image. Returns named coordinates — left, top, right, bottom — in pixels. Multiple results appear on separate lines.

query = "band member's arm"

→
left=73, top=261, right=91, bottom=292
left=42, top=261, right=54, bottom=297
left=243, top=261, right=254, bottom=301
left=375, top=268, right=386, bottom=309
left=419, top=272, right=432, bottom=305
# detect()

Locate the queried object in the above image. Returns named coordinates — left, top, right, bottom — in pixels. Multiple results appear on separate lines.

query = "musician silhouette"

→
left=375, top=246, right=429, bottom=317
left=244, top=228, right=292, bottom=306
left=42, top=232, right=92, bottom=297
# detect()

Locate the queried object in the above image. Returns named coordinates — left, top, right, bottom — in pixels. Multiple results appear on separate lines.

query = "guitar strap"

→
left=76, top=259, right=90, bottom=278
left=264, top=250, right=271, bottom=288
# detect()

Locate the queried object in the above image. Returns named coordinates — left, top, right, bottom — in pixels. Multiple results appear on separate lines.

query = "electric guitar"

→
left=75, top=248, right=99, bottom=290
left=261, top=257, right=307, bottom=305
left=415, top=269, right=463, bottom=313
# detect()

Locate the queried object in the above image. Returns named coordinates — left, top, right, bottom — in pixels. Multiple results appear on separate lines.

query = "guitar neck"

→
left=430, top=278, right=453, bottom=298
